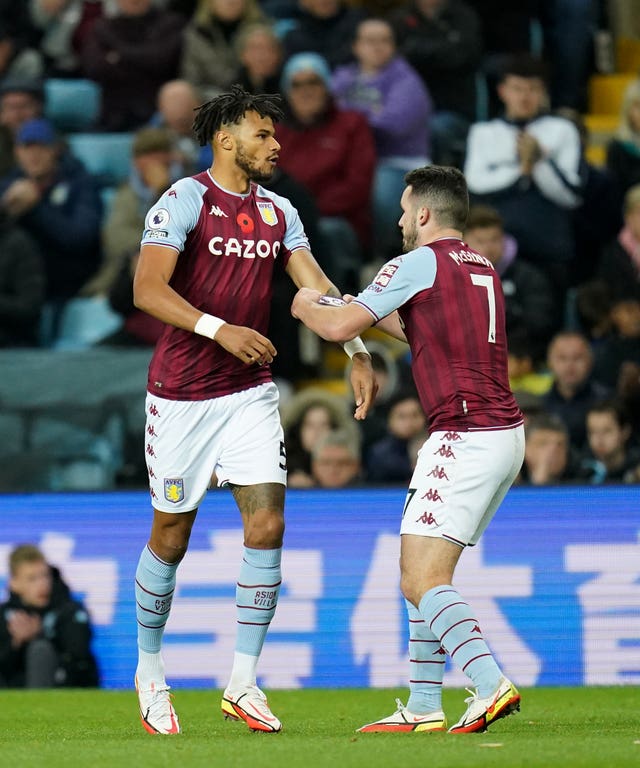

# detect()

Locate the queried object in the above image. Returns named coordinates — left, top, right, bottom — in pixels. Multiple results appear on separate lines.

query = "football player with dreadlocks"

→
left=131, top=85, right=376, bottom=735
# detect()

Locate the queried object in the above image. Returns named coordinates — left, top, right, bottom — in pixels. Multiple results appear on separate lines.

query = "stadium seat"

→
left=588, top=73, right=635, bottom=116
left=53, top=296, right=123, bottom=350
left=67, top=132, right=134, bottom=187
left=44, top=78, right=102, bottom=132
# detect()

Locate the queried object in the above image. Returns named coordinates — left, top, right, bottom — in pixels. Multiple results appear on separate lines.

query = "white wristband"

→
left=194, top=313, right=225, bottom=340
left=343, top=337, right=369, bottom=359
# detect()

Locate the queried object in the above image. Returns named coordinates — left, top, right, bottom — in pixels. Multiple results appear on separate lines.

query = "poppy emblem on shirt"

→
left=164, top=478, right=184, bottom=503
left=257, top=201, right=277, bottom=226
left=149, top=208, right=170, bottom=228
left=237, top=212, right=255, bottom=233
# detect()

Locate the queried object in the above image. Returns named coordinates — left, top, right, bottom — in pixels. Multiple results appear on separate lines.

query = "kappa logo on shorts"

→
left=416, top=511, right=438, bottom=525
left=164, top=478, right=185, bottom=503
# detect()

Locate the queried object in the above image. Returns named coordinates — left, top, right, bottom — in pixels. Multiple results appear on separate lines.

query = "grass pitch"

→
left=0, top=687, right=637, bottom=768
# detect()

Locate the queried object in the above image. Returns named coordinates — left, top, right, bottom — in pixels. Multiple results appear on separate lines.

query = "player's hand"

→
left=291, top=287, right=323, bottom=319
left=214, top=323, right=277, bottom=366
left=349, top=352, right=378, bottom=420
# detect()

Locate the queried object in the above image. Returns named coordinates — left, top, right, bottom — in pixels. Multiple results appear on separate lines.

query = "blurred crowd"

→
left=1, top=0, right=640, bottom=489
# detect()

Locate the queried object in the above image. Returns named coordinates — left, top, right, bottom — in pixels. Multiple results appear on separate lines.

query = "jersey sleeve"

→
left=141, top=177, right=206, bottom=252
left=277, top=194, right=310, bottom=254
left=352, top=247, right=437, bottom=321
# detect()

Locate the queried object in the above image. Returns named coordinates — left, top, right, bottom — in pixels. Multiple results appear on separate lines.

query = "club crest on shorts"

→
left=257, top=201, right=277, bottom=226
left=164, top=478, right=184, bottom=503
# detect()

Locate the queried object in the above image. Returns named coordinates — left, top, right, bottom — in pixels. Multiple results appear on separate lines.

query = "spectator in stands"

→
left=151, top=79, right=209, bottom=175
left=331, top=17, right=432, bottom=263
left=573, top=279, right=613, bottom=342
left=464, top=54, right=583, bottom=306
left=556, top=107, right=622, bottom=288
left=0, top=5, right=43, bottom=81
left=538, top=0, right=597, bottom=113
left=390, top=0, right=483, bottom=167
left=0, top=208, right=46, bottom=347
left=592, top=296, right=640, bottom=390
left=103, top=249, right=166, bottom=346
left=519, top=412, right=582, bottom=485
left=542, top=330, right=610, bottom=452
left=81, top=0, right=184, bottom=131
left=464, top=204, right=558, bottom=359
left=310, top=428, right=363, bottom=488
left=0, top=76, right=45, bottom=176
left=180, top=0, right=266, bottom=101
left=277, top=52, right=376, bottom=292
left=281, top=387, right=358, bottom=488
left=0, top=118, right=102, bottom=306
left=598, top=183, right=640, bottom=303
left=365, top=389, right=427, bottom=484
left=29, top=0, right=105, bottom=77
left=282, top=0, right=365, bottom=69
left=606, top=79, right=640, bottom=203
left=465, top=1, right=540, bottom=118
left=514, top=390, right=545, bottom=428
left=0, top=544, right=99, bottom=688
left=507, top=328, right=553, bottom=397
left=165, top=0, right=198, bottom=17
left=235, top=22, right=283, bottom=96
left=345, top=0, right=404, bottom=18
left=580, top=398, right=640, bottom=484
left=618, top=358, right=640, bottom=442
left=0, top=76, right=44, bottom=136
left=82, top=126, right=182, bottom=299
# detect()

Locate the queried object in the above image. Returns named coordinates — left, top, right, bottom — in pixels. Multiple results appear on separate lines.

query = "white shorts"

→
left=400, top=425, right=525, bottom=547
left=145, top=382, right=286, bottom=513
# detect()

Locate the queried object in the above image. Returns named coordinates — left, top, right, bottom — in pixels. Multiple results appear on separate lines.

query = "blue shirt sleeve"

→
left=141, top=177, right=205, bottom=252
left=281, top=198, right=310, bottom=253
left=352, top=247, right=437, bottom=321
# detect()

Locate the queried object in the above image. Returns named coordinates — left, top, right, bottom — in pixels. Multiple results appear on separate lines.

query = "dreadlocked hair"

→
left=192, top=84, right=284, bottom=147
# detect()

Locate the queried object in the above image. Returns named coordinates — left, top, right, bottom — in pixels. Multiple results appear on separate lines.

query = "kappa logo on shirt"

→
left=209, top=205, right=228, bottom=218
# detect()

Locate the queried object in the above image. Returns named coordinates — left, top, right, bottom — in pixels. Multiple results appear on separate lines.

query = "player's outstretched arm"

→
left=291, top=286, right=378, bottom=419
left=286, top=251, right=378, bottom=418
left=134, top=243, right=276, bottom=365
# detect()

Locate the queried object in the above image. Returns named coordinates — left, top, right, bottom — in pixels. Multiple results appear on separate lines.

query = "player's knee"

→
left=245, top=512, right=285, bottom=549
left=400, top=574, right=421, bottom=608
left=401, top=571, right=450, bottom=607
left=151, top=520, right=193, bottom=563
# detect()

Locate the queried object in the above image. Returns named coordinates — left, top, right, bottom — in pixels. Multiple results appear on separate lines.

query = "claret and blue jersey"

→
left=353, top=237, right=523, bottom=432
left=140, top=170, right=309, bottom=401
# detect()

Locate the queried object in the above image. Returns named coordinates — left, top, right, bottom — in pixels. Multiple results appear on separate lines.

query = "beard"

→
left=402, top=223, right=418, bottom=253
left=236, top=143, right=274, bottom=184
